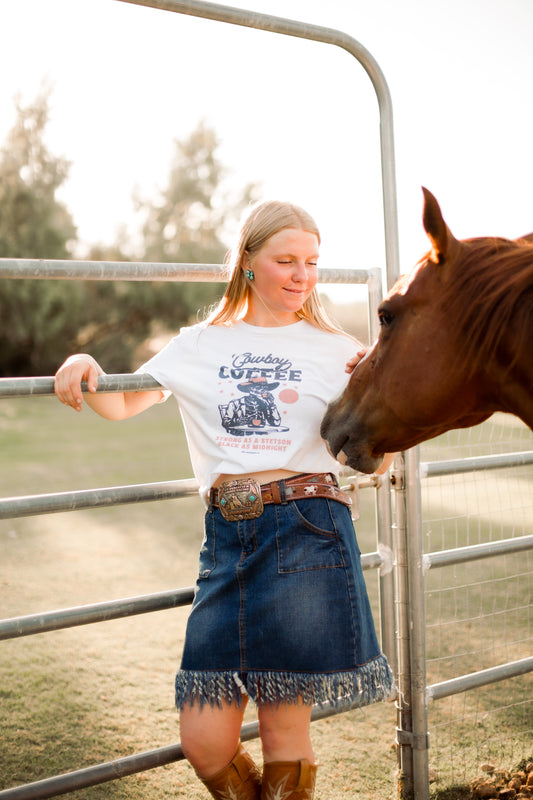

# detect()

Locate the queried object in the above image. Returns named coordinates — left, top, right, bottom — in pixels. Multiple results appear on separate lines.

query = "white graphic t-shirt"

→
left=138, top=319, right=358, bottom=502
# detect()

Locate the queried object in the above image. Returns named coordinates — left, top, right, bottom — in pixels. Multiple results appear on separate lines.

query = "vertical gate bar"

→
left=376, top=475, right=396, bottom=673
left=392, top=453, right=414, bottom=798
left=393, top=449, right=431, bottom=800
left=405, top=448, right=430, bottom=799
left=367, top=269, right=397, bottom=672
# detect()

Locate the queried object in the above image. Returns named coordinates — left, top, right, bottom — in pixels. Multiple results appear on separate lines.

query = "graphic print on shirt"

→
left=217, top=350, right=301, bottom=440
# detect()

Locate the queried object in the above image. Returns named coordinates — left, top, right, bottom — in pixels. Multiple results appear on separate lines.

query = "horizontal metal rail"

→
left=0, top=550, right=383, bottom=641
left=427, top=656, right=533, bottom=702
left=2, top=450, right=531, bottom=520
left=0, top=373, right=162, bottom=399
left=0, top=588, right=195, bottom=640
left=0, top=479, right=198, bottom=519
left=0, top=477, right=358, bottom=521
left=0, top=259, right=378, bottom=285
left=423, top=534, right=533, bottom=570
left=0, top=459, right=359, bottom=520
left=0, top=695, right=374, bottom=800
left=420, top=450, right=533, bottom=477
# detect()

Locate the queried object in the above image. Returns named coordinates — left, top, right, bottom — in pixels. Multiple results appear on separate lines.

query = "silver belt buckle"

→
left=218, top=478, right=264, bottom=521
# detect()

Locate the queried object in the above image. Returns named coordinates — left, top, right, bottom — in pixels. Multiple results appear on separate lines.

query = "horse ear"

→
left=517, top=232, right=533, bottom=244
left=421, top=187, right=457, bottom=263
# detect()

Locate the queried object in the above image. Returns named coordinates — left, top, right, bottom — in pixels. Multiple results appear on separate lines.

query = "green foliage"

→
left=0, top=88, right=82, bottom=376
left=0, top=278, right=86, bottom=375
left=74, top=122, right=260, bottom=369
left=102, top=120, right=259, bottom=365
left=0, top=88, right=76, bottom=259
left=0, top=95, right=260, bottom=376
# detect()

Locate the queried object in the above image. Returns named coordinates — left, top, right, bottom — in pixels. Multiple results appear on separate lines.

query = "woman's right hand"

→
left=54, top=354, right=103, bottom=412
left=345, top=348, right=368, bottom=374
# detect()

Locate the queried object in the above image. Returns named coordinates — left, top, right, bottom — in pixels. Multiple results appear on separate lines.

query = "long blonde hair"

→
left=206, top=200, right=349, bottom=336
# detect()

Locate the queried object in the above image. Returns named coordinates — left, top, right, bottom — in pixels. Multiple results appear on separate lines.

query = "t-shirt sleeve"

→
left=134, top=323, right=204, bottom=401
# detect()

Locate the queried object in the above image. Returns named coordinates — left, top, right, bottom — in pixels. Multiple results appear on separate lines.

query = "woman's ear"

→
left=242, top=251, right=254, bottom=281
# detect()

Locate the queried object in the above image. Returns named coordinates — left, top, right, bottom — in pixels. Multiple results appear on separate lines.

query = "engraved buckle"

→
left=217, top=478, right=264, bottom=521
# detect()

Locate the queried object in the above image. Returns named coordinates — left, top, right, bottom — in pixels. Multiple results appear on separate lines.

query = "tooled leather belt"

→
left=209, top=472, right=352, bottom=522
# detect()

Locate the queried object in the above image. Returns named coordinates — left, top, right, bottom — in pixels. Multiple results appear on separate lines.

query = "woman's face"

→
left=243, top=228, right=319, bottom=326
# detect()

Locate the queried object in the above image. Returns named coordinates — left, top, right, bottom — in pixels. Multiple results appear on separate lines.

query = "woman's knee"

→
left=179, top=701, right=245, bottom=777
left=258, top=702, right=314, bottom=763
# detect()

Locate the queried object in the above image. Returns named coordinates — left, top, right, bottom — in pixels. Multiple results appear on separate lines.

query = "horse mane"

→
left=439, top=236, right=533, bottom=376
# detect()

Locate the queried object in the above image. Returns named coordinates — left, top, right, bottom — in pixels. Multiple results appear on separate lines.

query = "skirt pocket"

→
left=275, top=498, right=347, bottom=573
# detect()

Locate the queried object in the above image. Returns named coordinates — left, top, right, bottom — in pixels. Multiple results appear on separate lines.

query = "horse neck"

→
left=487, top=321, right=533, bottom=430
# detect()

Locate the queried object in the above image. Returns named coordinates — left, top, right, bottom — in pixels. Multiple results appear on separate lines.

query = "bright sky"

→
left=2, top=0, right=533, bottom=295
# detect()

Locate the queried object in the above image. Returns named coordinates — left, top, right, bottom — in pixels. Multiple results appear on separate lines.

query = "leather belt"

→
left=209, top=472, right=352, bottom=521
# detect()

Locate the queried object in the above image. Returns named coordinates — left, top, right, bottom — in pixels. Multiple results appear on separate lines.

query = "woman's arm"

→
left=54, top=354, right=164, bottom=420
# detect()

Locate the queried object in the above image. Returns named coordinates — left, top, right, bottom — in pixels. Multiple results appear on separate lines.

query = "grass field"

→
left=1, top=397, right=531, bottom=798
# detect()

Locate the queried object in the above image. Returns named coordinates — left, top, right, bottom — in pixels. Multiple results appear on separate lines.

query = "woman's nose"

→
left=292, top=261, right=307, bottom=282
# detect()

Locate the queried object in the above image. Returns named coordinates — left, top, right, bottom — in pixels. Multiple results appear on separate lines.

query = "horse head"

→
left=321, top=188, right=533, bottom=473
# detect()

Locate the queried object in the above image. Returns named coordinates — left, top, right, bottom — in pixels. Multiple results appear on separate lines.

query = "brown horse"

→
left=321, top=188, right=533, bottom=473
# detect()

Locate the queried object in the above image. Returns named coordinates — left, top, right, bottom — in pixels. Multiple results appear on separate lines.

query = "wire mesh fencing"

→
left=420, top=414, right=533, bottom=789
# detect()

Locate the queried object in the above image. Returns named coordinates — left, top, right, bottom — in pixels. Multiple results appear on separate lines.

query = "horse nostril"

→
left=329, top=434, right=349, bottom=460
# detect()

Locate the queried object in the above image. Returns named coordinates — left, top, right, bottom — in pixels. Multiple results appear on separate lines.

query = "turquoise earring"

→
left=246, top=269, right=255, bottom=281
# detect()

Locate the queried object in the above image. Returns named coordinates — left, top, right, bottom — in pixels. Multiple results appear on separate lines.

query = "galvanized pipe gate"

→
left=1, top=2, right=532, bottom=800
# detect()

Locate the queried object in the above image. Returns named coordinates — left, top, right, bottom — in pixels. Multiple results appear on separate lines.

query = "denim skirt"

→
left=175, top=497, right=394, bottom=709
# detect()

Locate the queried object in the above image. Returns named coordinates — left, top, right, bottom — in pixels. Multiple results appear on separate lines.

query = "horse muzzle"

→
left=321, top=403, right=383, bottom=474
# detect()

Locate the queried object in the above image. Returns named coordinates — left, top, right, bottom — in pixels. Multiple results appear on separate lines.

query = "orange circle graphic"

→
left=278, top=389, right=299, bottom=404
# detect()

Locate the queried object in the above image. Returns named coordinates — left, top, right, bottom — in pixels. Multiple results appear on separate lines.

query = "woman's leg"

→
left=180, top=699, right=247, bottom=777
left=258, top=701, right=314, bottom=763
left=180, top=699, right=261, bottom=799
left=258, top=702, right=318, bottom=799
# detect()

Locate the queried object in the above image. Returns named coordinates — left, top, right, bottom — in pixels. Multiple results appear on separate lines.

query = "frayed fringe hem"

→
left=175, top=653, right=395, bottom=710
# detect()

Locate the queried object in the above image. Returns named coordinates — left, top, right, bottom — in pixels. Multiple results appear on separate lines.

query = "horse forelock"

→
left=440, top=236, right=533, bottom=376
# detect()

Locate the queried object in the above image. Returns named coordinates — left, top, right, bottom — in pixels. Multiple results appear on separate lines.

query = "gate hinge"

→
left=395, top=727, right=430, bottom=751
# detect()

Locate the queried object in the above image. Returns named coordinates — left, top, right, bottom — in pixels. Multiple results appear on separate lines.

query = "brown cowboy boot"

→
left=261, top=759, right=318, bottom=800
left=200, top=743, right=262, bottom=799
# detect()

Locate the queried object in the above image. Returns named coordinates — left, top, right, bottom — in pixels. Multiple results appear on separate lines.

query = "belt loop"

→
left=278, top=479, right=287, bottom=504
left=270, top=480, right=282, bottom=504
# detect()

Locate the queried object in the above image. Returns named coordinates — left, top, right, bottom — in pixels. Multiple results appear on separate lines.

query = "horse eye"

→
left=378, top=308, right=394, bottom=327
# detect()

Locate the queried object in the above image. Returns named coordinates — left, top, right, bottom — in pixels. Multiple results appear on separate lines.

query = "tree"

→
left=0, top=88, right=81, bottom=376
left=79, top=122, right=260, bottom=368
left=141, top=121, right=247, bottom=264
left=0, top=97, right=260, bottom=375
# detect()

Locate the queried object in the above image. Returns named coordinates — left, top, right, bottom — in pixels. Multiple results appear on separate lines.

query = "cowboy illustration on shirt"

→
left=218, top=376, right=286, bottom=436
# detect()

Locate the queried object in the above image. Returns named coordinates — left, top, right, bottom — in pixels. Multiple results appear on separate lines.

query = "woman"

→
left=55, top=200, right=395, bottom=800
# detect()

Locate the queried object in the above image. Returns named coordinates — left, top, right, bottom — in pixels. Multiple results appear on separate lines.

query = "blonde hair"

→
left=206, top=200, right=349, bottom=336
